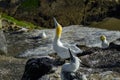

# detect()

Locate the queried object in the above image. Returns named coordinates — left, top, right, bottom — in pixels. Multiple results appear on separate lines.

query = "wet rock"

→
left=0, top=25, right=120, bottom=80
left=0, top=30, right=7, bottom=55
left=15, top=25, right=120, bottom=57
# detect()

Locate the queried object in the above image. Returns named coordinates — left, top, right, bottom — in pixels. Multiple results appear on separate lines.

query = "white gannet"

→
left=41, top=31, right=47, bottom=39
left=100, top=35, right=120, bottom=51
left=100, top=35, right=109, bottom=49
left=28, top=31, right=47, bottom=39
left=61, top=49, right=87, bottom=80
left=18, top=27, right=29, bottom=32
left=53, top=18, right=83, bottom=59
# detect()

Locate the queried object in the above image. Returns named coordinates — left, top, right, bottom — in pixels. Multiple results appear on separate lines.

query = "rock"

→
left=2, top=19, right=24, bottom=32
left=88, top=71, right=120, bottom=80
left=0, top=25, right=120, bottom=80
left=21, top=56, right=58, bottom=80
left=0, top=15, right=2, bottom=29
left=0, top=0, right=120, bottom=27
left=112, top=38, right=120, bottom=45
left=0, top=30, right=7, bottom=55
left=80, top=47, right=120, bottom=68
left=76, top=44, right=120, bottom=80
left=18, top=25, right=120, bottom=80
left=15, top=25, right=120, bottom=57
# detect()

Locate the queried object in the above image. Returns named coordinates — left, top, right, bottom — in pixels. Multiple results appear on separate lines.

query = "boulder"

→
left=0, top=25, right=120, bottom=80
left=21, top=56, right=57, bottom=80
left=0, top=30, right=7, bottom=55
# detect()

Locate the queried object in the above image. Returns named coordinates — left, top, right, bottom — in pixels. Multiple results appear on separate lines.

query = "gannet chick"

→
left=61, top=49, right=86, bottom=80
left=21, top=56, right=57, bottom=80
left=53, top=18, right=83, bottom=59
left=100, top=35, right=109, bottom=49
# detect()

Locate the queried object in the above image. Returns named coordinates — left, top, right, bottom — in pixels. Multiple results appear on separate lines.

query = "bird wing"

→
left=63, top=43, right=83, bottom=54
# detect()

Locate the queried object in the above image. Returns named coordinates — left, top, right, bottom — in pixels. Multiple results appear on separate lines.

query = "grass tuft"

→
left=2, top=13, right=40, bottom=29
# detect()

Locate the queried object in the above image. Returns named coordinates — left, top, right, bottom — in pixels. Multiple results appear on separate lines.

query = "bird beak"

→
left=53, top=17, right=59, bottom=27
left=53, top=17, right=62, bottom=38
left=68, top=48, right=74, bottom=61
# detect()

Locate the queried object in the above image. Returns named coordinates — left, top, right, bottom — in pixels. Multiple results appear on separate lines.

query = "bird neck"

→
left=102, top=39, right=108, bottom=43
left=54, top=35, right=61, bottom=42
left=55, top=25, right=62, bottom=39
left=55, top=31, right=61, bottom=39
left=70, top=59, right=79, bottom=65
left=54, top=35, right=62, bottom=44
left=70, top=58, right=80, bottom=69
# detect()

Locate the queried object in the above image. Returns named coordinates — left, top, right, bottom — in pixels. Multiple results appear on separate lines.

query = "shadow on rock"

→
left=21, top=56, right=65, bottom=80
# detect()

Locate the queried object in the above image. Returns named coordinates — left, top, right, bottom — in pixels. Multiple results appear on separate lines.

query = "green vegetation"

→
left=90, top=18, right=120, bottom=31
left=20, top=0, right=40, bottom=10
left=2, top=13, right=40, bottom=29
left=0, top=0, right=120, bottom=29
left=30, top=0, right=120, bottom=28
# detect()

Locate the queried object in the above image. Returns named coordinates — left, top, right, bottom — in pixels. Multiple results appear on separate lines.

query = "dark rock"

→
left=21, top=56, right=57, bottom=80
left=108, top=39, right=120, bottom=51
left=79, top=46, right=120, bottom=72
left=61, top=71, right=86, bottom=80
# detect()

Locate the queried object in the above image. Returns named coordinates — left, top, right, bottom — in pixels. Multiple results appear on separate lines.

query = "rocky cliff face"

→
left=0, top=0, right=120, bottom=28
left=1, top=25, right=120, bottom=80
left=3, top=25, right=120, bottom=57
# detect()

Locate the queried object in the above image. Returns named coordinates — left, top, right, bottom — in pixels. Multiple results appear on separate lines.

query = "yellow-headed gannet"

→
left=53, top=18, right=83, bottom=59
left=100, top=35, right=109, bottom=49
left=100, top=35, right=120, bottom=51
left=61, top=49, right=87, bottom=80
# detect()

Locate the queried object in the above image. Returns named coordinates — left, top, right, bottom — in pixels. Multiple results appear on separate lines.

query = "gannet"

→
left=61, top=49, right=87, bottom=80
left=100, top=35, right=109, bottom=49
left=100, top=35, right=120, bottom=51
left=53, top=18, right=83, bottom=59
left=18, top=27, right=29, bottom=32
left=21, top=56, right=57, bottom=80
left=28, top=31, right=47, bottom=39
left=41, top=31, right=47, bottom=39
